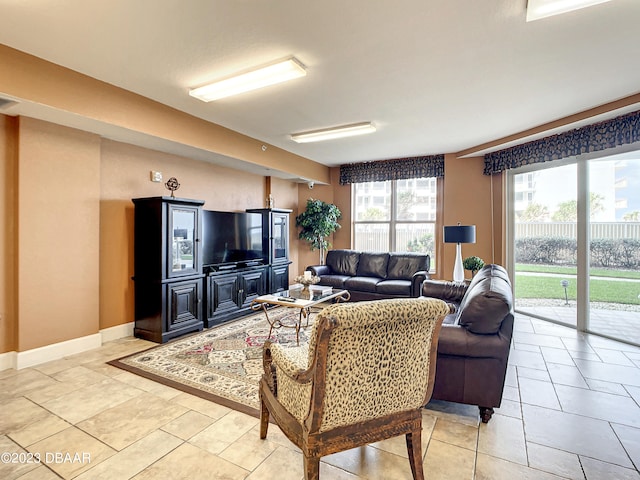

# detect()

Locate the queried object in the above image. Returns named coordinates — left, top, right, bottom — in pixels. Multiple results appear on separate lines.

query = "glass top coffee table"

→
left=250, top=287, right=350, bottom=345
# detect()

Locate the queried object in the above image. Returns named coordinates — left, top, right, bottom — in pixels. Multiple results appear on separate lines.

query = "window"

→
left=352, top=179, right=437, bottom=266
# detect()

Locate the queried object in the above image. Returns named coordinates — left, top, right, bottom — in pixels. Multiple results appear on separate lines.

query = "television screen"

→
left=202, top=211, right=264, bottom=266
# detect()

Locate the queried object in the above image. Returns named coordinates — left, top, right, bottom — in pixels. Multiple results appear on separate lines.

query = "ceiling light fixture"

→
left=526, top=0, right=613, bottom=21
left=290, top=122, right=377, bottom=143
left=189, top=57, right=306, bottom=102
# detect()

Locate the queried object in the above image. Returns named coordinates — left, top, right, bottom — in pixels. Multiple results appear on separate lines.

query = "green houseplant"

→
left=463, top=256, right=485, bottom=278
left=296, top=199, right=341, bottom=264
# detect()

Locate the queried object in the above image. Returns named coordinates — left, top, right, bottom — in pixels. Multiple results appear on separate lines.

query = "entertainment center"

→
left=132, top=196, right=292, bottom=343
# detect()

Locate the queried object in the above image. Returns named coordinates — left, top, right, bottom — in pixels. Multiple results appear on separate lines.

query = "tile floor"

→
left=518, top=303, right=640, bottom=346
left=2, top=312, right=640, bottom=479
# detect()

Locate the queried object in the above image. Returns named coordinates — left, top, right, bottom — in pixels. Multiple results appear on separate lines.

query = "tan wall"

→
left=439, top=154, right=502, bottom=281
left=99, top=141, right=301, bottom=330
left=0, top=115, right=17, bottom=353
left=17, top=117, right=101, bottom=351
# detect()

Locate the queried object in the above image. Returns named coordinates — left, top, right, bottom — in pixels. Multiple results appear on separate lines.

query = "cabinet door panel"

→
left=209, top=274, right=241, bottom=316
left=166, top=279, right=201, bottom=330
left=168, top=204, right=201, bottom=279
left=271, top=264, right=289, bottom=293
left=239, top=269, right=267, bottom=308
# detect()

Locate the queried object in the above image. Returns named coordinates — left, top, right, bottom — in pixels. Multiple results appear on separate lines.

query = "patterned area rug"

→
left=109, top=308, right=310, bottom=418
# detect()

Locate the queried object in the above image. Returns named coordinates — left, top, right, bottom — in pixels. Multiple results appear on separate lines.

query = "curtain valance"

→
left=339, top=154, right=444, bottom=185
left=483, top=109, right=640, bottom=175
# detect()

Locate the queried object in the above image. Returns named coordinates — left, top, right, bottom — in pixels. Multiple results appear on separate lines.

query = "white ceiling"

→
left=1, top=0, right=639, bottom=169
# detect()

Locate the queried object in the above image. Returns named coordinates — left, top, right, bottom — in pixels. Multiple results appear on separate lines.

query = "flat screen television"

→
left=202, top=210, right=264, bottom=267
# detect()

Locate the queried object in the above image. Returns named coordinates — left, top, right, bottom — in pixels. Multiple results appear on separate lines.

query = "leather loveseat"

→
left=421, top=264, right=514, bottom=423
left=306, top=249, right=430, bottom=302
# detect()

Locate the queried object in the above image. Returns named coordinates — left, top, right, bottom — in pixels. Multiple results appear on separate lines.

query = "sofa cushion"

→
left=326, top=250, right=360, bottom=276
left=387, top=254, right=430, bottom=280
left=376, top=279, right=412, bottom=296
left=344, top=276, right=381, bottom=293
left=456, top=265, right=513, bottom=335
left=356, top=252, right=389, bottom=279
left=318, top=274, right=350, bottom=289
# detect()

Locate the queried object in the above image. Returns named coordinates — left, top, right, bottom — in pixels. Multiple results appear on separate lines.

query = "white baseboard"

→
left=0, top=351, right=16, bottom=372
left=101, top=322, right=134, bottom=343
left=1, top=322, right=136, bottom=371
left=15, top=333, right=103, bottom=370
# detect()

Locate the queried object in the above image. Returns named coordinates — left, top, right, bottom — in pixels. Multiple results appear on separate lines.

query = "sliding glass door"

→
left=587, top=155, right=640, bottom=342
left=510, top=151, right=640, bottom=345
left=513, top=163, right=578, bottom=327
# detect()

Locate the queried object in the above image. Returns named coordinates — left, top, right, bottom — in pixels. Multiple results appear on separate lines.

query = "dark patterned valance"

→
left=339, top=154, right=444, bottom=185
left=483, top=109, right=640, bottom=175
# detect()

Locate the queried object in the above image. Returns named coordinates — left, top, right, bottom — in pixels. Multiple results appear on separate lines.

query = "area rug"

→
left=109, top=308, right=311, bottom=418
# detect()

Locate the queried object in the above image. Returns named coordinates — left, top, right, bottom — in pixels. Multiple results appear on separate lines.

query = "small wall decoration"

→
left=165, top=177, right=180, bottom=197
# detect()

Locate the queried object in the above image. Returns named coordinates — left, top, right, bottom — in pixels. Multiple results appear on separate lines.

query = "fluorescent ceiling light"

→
left=526, top=0, right=613, bottom=21
left=290, top=122, right=377, bottom=143
left=189, top=57, right=306, bottom=102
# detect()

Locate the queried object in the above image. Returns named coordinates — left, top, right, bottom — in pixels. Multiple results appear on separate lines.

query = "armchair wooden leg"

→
left=406, top=430, right=425, bottom=480
left=303, top=454, right=320, bottom=480
left=260, top=397, right=269, bottom=439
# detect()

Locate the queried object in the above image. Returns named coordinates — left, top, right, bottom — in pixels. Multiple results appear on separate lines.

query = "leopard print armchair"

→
left=259, top=297, right=449, bottom=480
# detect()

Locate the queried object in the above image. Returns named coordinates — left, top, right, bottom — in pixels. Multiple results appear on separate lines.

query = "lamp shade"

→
left=443, top=225, right=476, bottom=244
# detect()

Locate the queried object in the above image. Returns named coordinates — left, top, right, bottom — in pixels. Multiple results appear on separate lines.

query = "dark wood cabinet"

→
left=132, top=196, right=205, bottom=343
left=246, top=208, right=292, bottom=293
left=205, top=265, right=267, bottom=327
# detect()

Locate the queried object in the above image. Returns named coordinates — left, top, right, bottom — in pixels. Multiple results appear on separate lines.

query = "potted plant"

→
left=463, top=256, right=485, bottom=278
left=296, top=199, right=341, bottom=264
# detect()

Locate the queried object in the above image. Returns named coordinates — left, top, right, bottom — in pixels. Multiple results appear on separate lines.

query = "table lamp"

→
left=443, top=223, right=476, bottom=283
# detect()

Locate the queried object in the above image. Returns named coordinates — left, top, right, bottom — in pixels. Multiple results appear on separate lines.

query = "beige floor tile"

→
left=33, top=358, right=78, bottom=376
left=77, top=392, right=188, bottom=450
left=189, top=410, right=258, bottom=455
left=322, top=444, right=415, bottom=480
left=161, top=410, right=216, bottom=440
left=8, top=413, right=71, bottom=447
left=611, top=423, right=640, bottom=473
left=245, top=445, right=304, bottom=480
left=23, top=379, right=85, bottom=405
left=0, top=436, right=40, bottom=480
left=527, top=442, right=585, bottom=480
left=27, top=426, right=115, bottom=479
left=424, top=399, right=480, bottom=427
left=0, top=369, right=59, bottom=401
left=171, top=392, right=232, bottom=419
left=41, top=378, right=144, bottom=424
left=478, top=413, right=527, bottom=465
left=581, top=456, right=640, bottom=480
left=494, top=398, right=522, bottom=419
left=522, top=404, right=633, bottom=468
left=423, top=439, right=475, bottom=480
left=74, top=430, right=183, bottom=480
left=51, top=365, right=111, bottom=388
left=131, top=442, right=248, bottom=480
left=431, top=417, right=479, bottom=451
left=476, top=453, right=567, bottom=480
left=367, top=413, right=435, bottom=459
left=218, top=427, right=280, bottom=471
left=14, top=465, right=61, bottom=479
left=112, top=370, right=182, bottom=399
left=250, top=422, right=302, bottom=453
left=0, top=397, right=52, bottom=433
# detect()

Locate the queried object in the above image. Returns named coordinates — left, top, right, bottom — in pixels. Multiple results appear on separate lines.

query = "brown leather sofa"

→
left=421, top=264, right=514, bottom=423
left=306, top=249, right=430, bottom=302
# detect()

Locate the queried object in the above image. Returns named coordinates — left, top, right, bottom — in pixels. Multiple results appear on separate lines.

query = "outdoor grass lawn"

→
left=515, top=274, right=640, bottom=305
